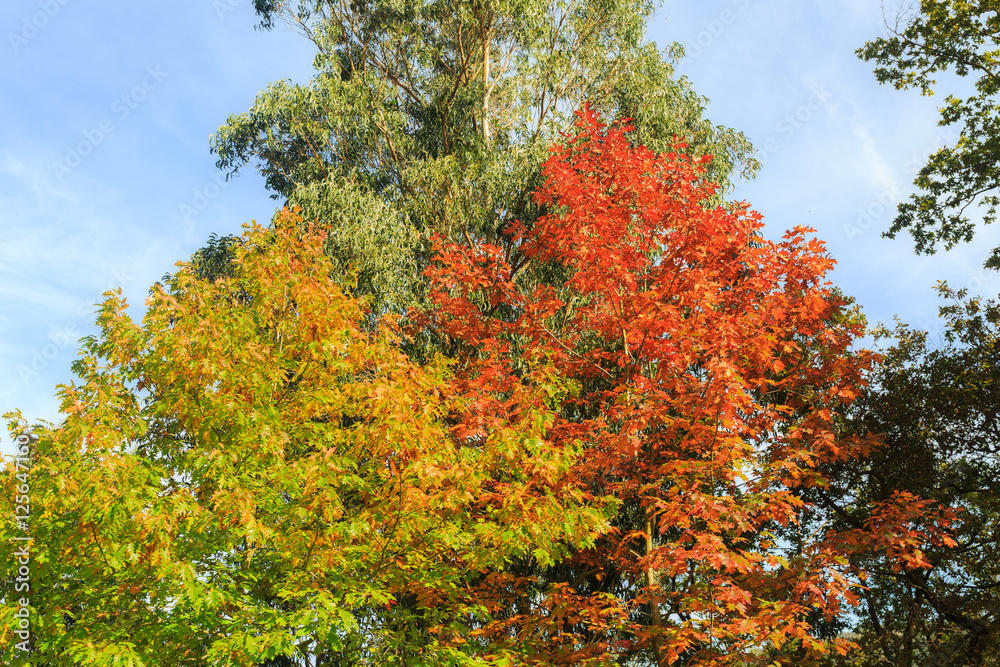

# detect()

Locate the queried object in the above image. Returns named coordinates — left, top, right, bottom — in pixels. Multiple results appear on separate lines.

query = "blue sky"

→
left=2, top=0, right=998, bottom=455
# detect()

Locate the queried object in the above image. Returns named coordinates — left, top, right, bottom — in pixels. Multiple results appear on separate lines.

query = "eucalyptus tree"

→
left=207, top=0, right=758, bottom=313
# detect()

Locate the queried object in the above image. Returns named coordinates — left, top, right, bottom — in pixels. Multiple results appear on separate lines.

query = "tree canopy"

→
left=1, top=107, right=960, bottom=666
left=0, top=211, right=611, bottom=666
left=419, top=107, right=956, bottom=666
left=819, top=284, right=1000, bottom=667
left=3, top=2, right=994, bottom=665
left=206, top=0, right=758, bottom=313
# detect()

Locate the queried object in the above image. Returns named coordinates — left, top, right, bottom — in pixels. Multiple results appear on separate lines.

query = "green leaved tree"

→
left=858, top=1, right=1000, bottom=269
left=814, top=284, right=1000, bottom=667
left=205, top=0, right=758, bottom=314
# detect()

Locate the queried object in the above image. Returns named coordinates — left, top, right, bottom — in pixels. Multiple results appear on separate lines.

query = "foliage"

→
left=418, top=107, right=952, bottom=666
left=0, top=211, right=611, bottom=666
left=857, top=1, right=1000, bottom=269
left=822, top=283, right=1000, bottom=667
left=204, top=0, right=759, bottom=313
left=1, top=107, right=964, bottom=666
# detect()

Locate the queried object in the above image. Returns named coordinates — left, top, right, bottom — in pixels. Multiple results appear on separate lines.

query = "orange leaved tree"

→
left=422, top=106, right=955, bottom=666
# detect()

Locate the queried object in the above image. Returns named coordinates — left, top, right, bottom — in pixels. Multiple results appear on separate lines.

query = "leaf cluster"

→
left=858, top=1, right=1000, bottom=269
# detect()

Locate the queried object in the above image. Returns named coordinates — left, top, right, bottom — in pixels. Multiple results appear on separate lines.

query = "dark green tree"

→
left=818, top=284, right=1000, bottom=667
left=857, top=7, right=1000, bottom=661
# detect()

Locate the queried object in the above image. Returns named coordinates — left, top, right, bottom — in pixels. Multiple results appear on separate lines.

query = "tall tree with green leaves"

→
left=206, top=0, right=758, bottom=313
left=855, top=6, right=1000, bottom=662
left=858, top=1, right=1000, bottom=269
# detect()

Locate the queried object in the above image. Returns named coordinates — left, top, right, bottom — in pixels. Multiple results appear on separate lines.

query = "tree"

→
left=817, top=284, right=1000, bottom=667
left=419, top=106, right=954, bottom=666
left=858, top=1, right=1000, bottom=269
left=204, top=0, right=759, bottom=314
left=856, top=6, right=1000, bottom=662
left=0, top=210, right=611, bottom=666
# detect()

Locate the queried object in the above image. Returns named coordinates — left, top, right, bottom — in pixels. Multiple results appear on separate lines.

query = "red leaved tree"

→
left=422, top=106, right=955, bottom=666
